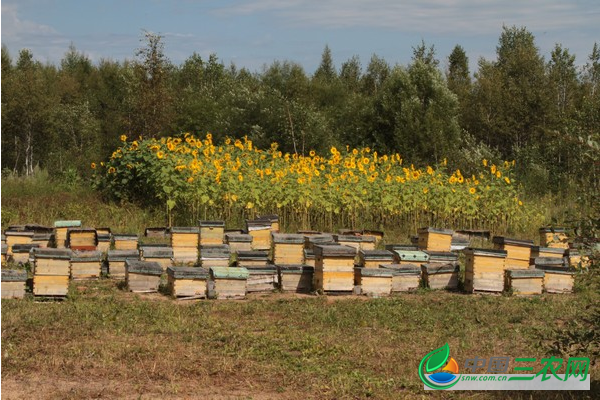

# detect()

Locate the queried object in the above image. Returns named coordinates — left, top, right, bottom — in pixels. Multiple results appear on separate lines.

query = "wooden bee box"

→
left=531, top=246, right=565, bottom=261
left=305, top=234, right=336, bottom=251
left=107, top=250, right=139, bottom=279
left=380, top=263, right=421, bottom=292
left=125, top=260, right=163, bottom=293
left=421, top=263, right=459, bottom=290
left=11, top=244, right=39, bottom=265
left=145, top=227, right=169, bottom=238
left=167, top=266, right=208, bottom=299
left=539, top=227, right=569, bottom=249
left=54, top=220, right=82, bottom=248
left=258, top=214, right=280, bottom=233
left=67, top=228, right=98, bottom=251
left=358, top=250, right=394, bottom=268
left=246, top=220, right=273, bottom=250
left=236, top=250, right=269, bottom=268
left=208, top=266, right=249, bottom=299
left=362, top=229, right=384, bottom=246
left=492, top=237, right=533, bottom=270
left=33, top=275, right=70, bottom=297
left=392, top=250, right=430, bottom=265
left=200, top=245, right=231, bottom=268
left=272, top=233, right=305, bottom=265
left=246, top=265, right=278, bottom=293
left=2, top=269, right=28, bottom=299
left=566, top=249, right=590, bottom=269
left=277, top=264, right=314, bottom=293
left=424, top=251, right=459, bottom=265
left=451, top=233, right=470, bottom=251
left=32, top=233, right=53, bottom=249
left=32, top=248, right=72, bottom=276
left=354, top=267, right=392, bottom=297
left=303, top=249, right=316, bottom=268
left=96, top=227, right=111, bottom=236
left=199, top=220, right=225, bottom=246
left=313, top=245, right=356, bottom=292
left=4, top=230, right=34, bottom=255
left=97, top=234, right=111, bottom=253
left=534, top=258, right=574, bottom=293
left=113, top=234, right=138, bottom=251
left=140, top=246, right=173, bottom=271
left=506, top=269, right=544, bottom=295
left=417, top=227, right=454, bottom=252
left=225, top=233, right=253, bottom=253
left=463, top=248, right=507, bottom=293
left=171, top=227, right=200, bottom=264
left=70, top=251, right=103, bottom=280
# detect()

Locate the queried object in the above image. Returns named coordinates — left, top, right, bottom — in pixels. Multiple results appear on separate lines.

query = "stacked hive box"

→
left=335, top=234, right=374, bottom=252
left=11, top=244, right=39, bottom=265
left=54, top=220, right=82, bottom=248
left=534, top=257, right=574, bottom=293
left=4, top=230, right=34, bottom=256
left=246, top=219, right=272, bottom=250
left=566, top=248, right=590, bottom=269
left=539, top=227, right=569, bottom=249
left=225, top=233, right=253, bottom=253
left=208, top=266, right=249, bottom=299
left=358, top=250, right=394, bottom=268
left=277, top=265, right=314, bottom=293
left=67, top=228, right=98, bottom=251
left=425, top=251, right=459, bottom=266
left=380, top=263, right=421, bottom=292
left=70, top=251, right=103, bottom=280
left=305, top=234, right=336, bottom=251
left=354, top=267, right=392, bottom=297
left=199, top=220, right=225, bottom=246
left=362, top=229, right=384, bottom=246
left=171, top=227, right=200, bottom=264
left=418, top=227, right=454, bottom=252
left=313, top=245, right=356, bottom=293
left=107, top=249, right=139, bottom=279
left=96, top=228, right=111, bottom=253
left=392, top=249, right=430, bottom=265
left=32, top=248, right=72, bottom=297
left=125, top=260, right=162, bottom=293
left=272, top=233, right=305, bottom=265
left=258, top=214, right=280, bottom=233
left=32, top=233, right=53, bottom=249
left=167, top=266, right=208, bottom=299
left=200, top=245, right=231, bottom=268
left=140, top=245, right=173, bottom=271
left=236, top=250, right=269, bottom=268
left=246, top=264, right=278, bottom=292
left=1, top=269, right=28, bottom=299
left=492, top=237, right=533, bottom=270
left=530, top=246, right=565, bottom=262
left=421, top=263, right=460, bottom=290
left=113, top=234, right=138, bottom=251
left=506, top=269, right=544, bottom=295
left=463, top=248, right=507, bottom=293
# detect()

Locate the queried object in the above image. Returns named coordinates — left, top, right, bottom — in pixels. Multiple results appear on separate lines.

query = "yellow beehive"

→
left=106, top=250, right=139, bottom=279
left=70, top=251, right=103, bottom=280
left=32, top=248, right=72, bottom=297
left=246, top=220, right=272, bottom=250
left=167, top=266, right=208, bottom=299
left=313, top=245, right=356, bottom=293
left=171, top=227, right=200, bottom=264
left=506, top=269, right=544, bottom=295
left=463, top=248, right=507, bottom=293
left=380, top=264, right=421, bottom=292
left=225, top=233, right=253, bottom=253
left=258, top=214, right=280, bottom=233
left=539, top=227, right=569, bottom=249
left=11, top=244, right=38, bottom=265
left=534, top=258, right=574, bottom=293
left=492, top=237, right=534, bottom=270
left=531, top=246, right=565, bottom=261
left=362, top=229, right=384, bottom=246
left=272, top=233, right=305, bottom=265
left=32, top=233, right=52, bottom=249
left=125, top=260, right=163, bottom=293
left=277, top=265, right=314, bottom=293
left=4, top=230, right=34, bottom=256
left=418, top=227, right=454, bottom=252
left=113, top=234, right=139, bottom=251
left=354, top=267, right=392, bottom=297
left=199, top=220, right=225, bottom=246
left=200, top=245, right=231, bottom=268
left=67, top=228, right=98, bottom=251
left=140, top=246, right=173, bottom=271
left=54, top=220, right=82, bottom=248
left=566, top=249, right=590, bottom=269
left=421, top=263, right=459, bottom=290
left=305, top=234, right=336, bottom=251
left=236, top=250, right=269, bottom=268
left=358, top=250, right=394, bottom=268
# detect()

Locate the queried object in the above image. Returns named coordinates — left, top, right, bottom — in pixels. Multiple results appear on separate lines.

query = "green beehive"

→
left=208, top=266, right=249, bottom=299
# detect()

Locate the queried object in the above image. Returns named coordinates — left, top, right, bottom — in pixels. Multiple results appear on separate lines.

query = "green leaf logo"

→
left=425, top=343, right=450, bottom=373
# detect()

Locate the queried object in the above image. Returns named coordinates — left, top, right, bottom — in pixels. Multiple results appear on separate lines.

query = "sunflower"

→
left=157, top=151, right=165, bottom=159
left=90, top=162, right=96, bottom=169
left=469, top=187, right=476, bottom=194
left=120, top=134, right=127, bottom=142
left=108, top=167, right=116, bottom=174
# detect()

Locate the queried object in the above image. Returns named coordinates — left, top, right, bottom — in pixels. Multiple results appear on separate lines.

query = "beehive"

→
left=106, top=249, right=139, bottom=279
left=113, top=234, right=139, bottom=251
left=70, top=251, right=103, bottom=280
left=246, top=265, right=278, bottom=293
left=140, top=245, right=173, bottom=271
left=313, top=245, right=356, bottom=293
left=125, top=260, right=163, bottom=293
left=144, top=227, right=170, bottom=238
left=54, top=220, right=82, bottom=248
left=67, top=228, right=98, bottom=251
left=200, top=245, right=231, bottom=268
left=418, top=227, right=454, bottom=252
left=303, top=249, right=316, bottom=268
left=171, top=227, right=200, bottom=264
left=463, top=248, right=507, bottom=293
left=258, top=214, right=280, bottom=233
left=272, top=233, right=305, bottom=265
left=236, top=250, right=269, bottom=268
left=225, top=233, right=253, bottom=253
left=380, top=263, right=421, bottom=292
left=97, top=233, right=112, bottom=253
left=451, top=233, right=470, bottom=251
left=11, top=244, right=39, bottom=265
left=354, top=267, right=392, bottom=297
left=199, top=220, right=225, bottom=246
left=32, top=233, right=53, bottom=249
left=96, top=227, right=111, bottom=236
left=208, top=266, right=249, bottom=299
left=392, top=250, right=430, bottom=265
left=421, top=263, right=459, bottom=290
left=334, top=234, right=374, bottom=252
left=539, top=227, right=569, bottom=249
left=167, top=266, right=208, bottom=299
left=492, top=237, right=534, bottom=270
left=362, top=229, right=384, bottom=246
left=534, top=258, right=574, bottom=294
left=246, top=219, right=272, bottom=250
left=4, top=230, right=34, bottom=255
left=1, top=269, right=28, bottom=299
left=305, top=234, right=336, bottom=251
left=32, top=248, right=72, bottom=297
left=424, top=251, right=459, bottom=266
left=530, top=246, right=565, bottom=262
left=358, top=250, right=394, bottom=268
left=566, top=248, right=590, bottom=269
left=506, top=269, right=544, bottom=295
left=277, top=264, right=314, bottom=293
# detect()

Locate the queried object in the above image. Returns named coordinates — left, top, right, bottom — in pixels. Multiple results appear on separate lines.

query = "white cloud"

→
left=1, top=3, right=57, bottom=39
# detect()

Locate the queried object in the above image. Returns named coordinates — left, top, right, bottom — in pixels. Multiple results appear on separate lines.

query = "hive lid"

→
left=418, top=227, right=454, bottom=235
left=355, top=267, right=393, bottom=277
left=507, top=269, right=545, bottom=278
left=1, top=269, right=28, bottom=282
left=303, top=249, right=315, bottom=259
left=145, top=227, right=169, bottom=236
left=32, top=247, right=73, bottom=259
left=225, top=233, right=253, bottom=242
left=421, top=263, right=459, bottom=274
left=272, top=233, right=304, bottom=244
left=12, top=243, right=40, bottom=253
left=198, top=220, right=225, bottom=228
left=200, top=245, right=231, bottom=258
left=463, top=248, right=507, bottom=258
left=107, top=249, right=139, bottom=261
left=171, top=226, right=200, bottom=234
left=246, top=265, right=277, bottom=273
left=306, top=234, right=335, bottom=243
left=236, top=250, right=269, bottom=260
left=359, top=249, right=394, bottom=259
left=54, top=220, right=82, bottom=228
left=32, top=233, right=53, bottom=241
left=24, top=223, right=54, bottom=233
left=210, top=266, right=249, bottom=279
left=379, top=263, right=421, bottom=274
left=97, top=234, right=112, bottom=241
left=246, top=219, right=272, bottom=230
left=142, top=247, right=174, bottom=258
left=333, top=234, right=363, bottom=243
left=424, top=251, right=459, bottom=261
left=4, top=230, right=35, bottom=237
left=113, top=234, right=138, bottom=240
left=71, top=251, right=103, bottom=262
left=167, top=266, right=208, bottom=279
left=126, top=260, right=163, bottom=275
left=385, top=244, right=419, bottom=252
left=532, top=246, right=565, bottom=255
left=394, top=250, right=430, bottom=262
left=534, top=265, right=574, bottom=275
left=277, top=264, right=314, bottom=272
left=313, top=244, right=356, bottom=257
left=539, top=227, right=567, bottom=233
left=492, top=236, right=534, bottom=247
left=362, top=229, right=384, bottom=236
left=533, top=257, right=565, bottom=267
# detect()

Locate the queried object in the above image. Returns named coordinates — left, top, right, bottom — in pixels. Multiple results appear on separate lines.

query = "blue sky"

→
left=2, top=0, right=599, bottom=74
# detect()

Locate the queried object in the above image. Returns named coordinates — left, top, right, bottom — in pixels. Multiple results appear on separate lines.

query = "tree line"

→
left=1, top=26, right=599, bottom=203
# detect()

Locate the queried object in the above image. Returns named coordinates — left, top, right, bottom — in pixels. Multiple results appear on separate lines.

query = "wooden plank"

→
left=33, top=275, right=69, bottom=296
left=1, top=281, right=27, bottom=299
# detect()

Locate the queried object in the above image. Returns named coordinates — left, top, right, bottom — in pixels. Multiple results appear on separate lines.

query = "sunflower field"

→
left=93, top=133, right=543, bottom=233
